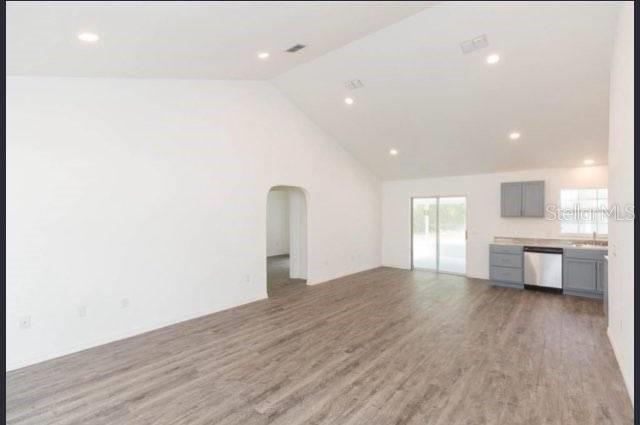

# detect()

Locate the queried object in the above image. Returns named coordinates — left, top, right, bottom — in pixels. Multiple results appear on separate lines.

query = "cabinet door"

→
left=501, top=182, right=522, bottom=217
left=596, top=260, right=605, bottom=292
left=522, top=181, right=545, bottom=217
left=564, top=258, right=597, bottom=292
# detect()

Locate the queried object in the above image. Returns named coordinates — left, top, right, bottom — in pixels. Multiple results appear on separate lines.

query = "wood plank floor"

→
left=266, top=255, right=306, bottom=297
left=6, top=267, right=633, bottom=425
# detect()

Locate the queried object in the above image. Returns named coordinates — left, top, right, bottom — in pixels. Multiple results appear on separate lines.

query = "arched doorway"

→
left=266, top=186, right=308, bottom=296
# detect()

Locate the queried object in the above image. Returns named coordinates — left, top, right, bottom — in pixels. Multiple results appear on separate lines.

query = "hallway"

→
left=267, top=255, right=306, bottom=297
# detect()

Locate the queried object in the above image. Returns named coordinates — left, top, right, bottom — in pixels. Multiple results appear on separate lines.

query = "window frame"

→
left=558, top=188, right=608, bottom=237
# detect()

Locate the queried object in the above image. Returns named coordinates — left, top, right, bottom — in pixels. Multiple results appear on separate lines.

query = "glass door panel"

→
left=412, top=198, right=437, bottom=270
left=412, top=196, right=467, bottom=275
left=438, top=197, right=467, bottom=274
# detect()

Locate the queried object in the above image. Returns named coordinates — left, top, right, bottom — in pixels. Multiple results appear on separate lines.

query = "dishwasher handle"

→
left=523, top=246, right=563, bottom=254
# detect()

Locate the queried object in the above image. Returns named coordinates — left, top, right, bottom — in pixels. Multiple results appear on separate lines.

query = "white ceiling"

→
left=275, top=2, right=619, bottom=179
left=6, top=1, right=432, bottom=80
left=7, top=1, right=619, bottom=180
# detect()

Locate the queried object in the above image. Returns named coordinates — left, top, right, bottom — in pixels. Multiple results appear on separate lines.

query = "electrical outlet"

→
left=19, top=316, right=31, bottom=330
left=77, top=305, right=87, bottom=317
left=121, top=298, right=130, bottom=309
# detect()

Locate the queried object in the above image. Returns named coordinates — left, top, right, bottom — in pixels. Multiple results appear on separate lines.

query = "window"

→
left=559, top=188, right=608, bottom=235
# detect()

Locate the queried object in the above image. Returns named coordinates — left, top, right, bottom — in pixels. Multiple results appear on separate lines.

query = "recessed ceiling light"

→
left=486, top=53, right=500, bottom=65
left=583, top=159, right=595, bottom=166
left=344, top=97, right=355, bottom=105
left=77, top=32, right=99, bottom=43
left=389, top=149, right=398, bottom=156
left=509, top=132, right=521, bottom=140
left=257, top=52, right=270, bottom=60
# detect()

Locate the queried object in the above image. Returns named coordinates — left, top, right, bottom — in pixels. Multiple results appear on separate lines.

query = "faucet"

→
left=593, top=231, right=597, bottom=243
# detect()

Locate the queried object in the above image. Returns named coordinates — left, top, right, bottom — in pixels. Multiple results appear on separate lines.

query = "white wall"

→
left=6, top=76, right=382, bottom=370
left=266, top=189, right=289, bottom=257
left=607, top=2, right=634, bottom=403
left=288, top=188, right=308, bottom=280
left=383, top=166, right=608, bottom=278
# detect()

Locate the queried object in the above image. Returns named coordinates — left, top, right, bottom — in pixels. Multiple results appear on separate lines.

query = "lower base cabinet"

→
left=489, top=245, right=607, bottom=299
left=489, top=244, right=524, bottom=288
left=563, top=249, right=606, bottom=298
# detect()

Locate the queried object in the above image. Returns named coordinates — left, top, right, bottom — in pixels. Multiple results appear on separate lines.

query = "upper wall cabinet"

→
left=501, top=182, right=523, bottom=217
left=521, top=181, right=545, bottom=217
left=500, top=181, right=545, bottom=217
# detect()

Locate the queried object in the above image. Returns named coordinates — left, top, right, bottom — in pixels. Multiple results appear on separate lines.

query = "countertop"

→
left=492, top=237, right=608, bottom=251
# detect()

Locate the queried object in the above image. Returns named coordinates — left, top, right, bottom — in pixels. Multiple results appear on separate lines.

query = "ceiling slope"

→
left=274, top=1, right=618, bottom=179
left=7, top=1, right=433, bottom=79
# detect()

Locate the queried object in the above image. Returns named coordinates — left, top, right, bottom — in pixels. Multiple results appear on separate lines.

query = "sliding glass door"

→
left=437, top=197, right=467, bottom=274
left=411, top=198, right=438, bottom=269
left=412, top=196, right=467, bottom=274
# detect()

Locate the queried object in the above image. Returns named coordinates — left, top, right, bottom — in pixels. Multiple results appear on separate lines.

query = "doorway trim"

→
left=410, top=195, right=468, bottom=276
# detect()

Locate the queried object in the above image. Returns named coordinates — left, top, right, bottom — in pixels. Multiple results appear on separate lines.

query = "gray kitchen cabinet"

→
left=501, top=182, right=523, bottom=217
left=564, top=258, right=597, bottom=292
left=490, top=252, right=523, bottom=268
left=500, top=181, right=545, bottom=217
left=489, top=244, right=523, bottom=289
left=490, top=266, right=523, bottom=285
left=563, top=248, right=607, bottom=261
left=596, top=260, right=605, bottom=292
left=522, top=181, right=545, bottom=217
left=563, top=249, right=607, bottom=298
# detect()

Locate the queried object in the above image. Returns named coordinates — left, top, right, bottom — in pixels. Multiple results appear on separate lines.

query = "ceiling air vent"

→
left=460, top=34, right=489, bottom=54
left=285, top=44, right=307, bottom=53
left=344, top=79, right=364, bottom=90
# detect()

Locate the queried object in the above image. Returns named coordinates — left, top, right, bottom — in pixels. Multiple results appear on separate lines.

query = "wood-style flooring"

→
left=6, top=267, right=633, bottom=425
left=266, top=255, right=306, bottom=297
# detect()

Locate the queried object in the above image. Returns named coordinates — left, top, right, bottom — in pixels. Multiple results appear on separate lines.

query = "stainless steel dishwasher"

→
left=523, top=246, right=563, bottom=290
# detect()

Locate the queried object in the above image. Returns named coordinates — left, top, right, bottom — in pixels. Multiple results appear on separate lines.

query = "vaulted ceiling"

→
left=7, top=1, right=619, bottom=180
left=274, top=2, right=618, bottom=179
left=7, top=1, right=432, bottom=79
